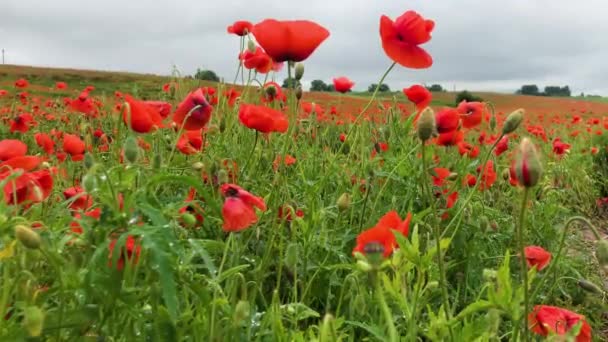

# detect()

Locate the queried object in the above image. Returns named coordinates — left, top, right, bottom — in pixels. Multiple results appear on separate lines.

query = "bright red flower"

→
left=436, top=130, right=464, bottom=146
left=494, top=136, right=509, bottom=156
left=10, top=113, right=34, bottom=133
left=108, top=235, right=141, bottom=271
left=0, top=139, right=27, bottom=161
left=379, top=11, right=434, bottom=68
left=69, top=91, right=97, bottom=116
left=528, top=305, right=591, bottom=342
left=34, top=133, right=55, bottom=154
left=240, top=47, right=274, bottom=74
left=227, top=20, right=253, bottom=36
left=176, top=130, right=204, bottom=155
left=0, top=156, right=44, bottom=172
left=0, top=89, right=8, bottom=97
left=273, top=154, right=297, bottom=171
left=252, top=19, right=330, bottom=62
left=15, top=78, right=29, bottom=88
left=432, top=168, right=451, bottom=187
left=2, top=169, right=53, bottom=205
left=63, top=186, right=93, bottom=211
left=123, top=95, right=165, bottom=133
left=552, top=138, right=571, bottom=156
left=524, top=246, right=551, bottom=271
left=55, top=82, right=68, bottom=90
left=224, top=88, right=240, bottom=107
left=403, top=85, right=431, bottom=110
left=464, top=174, right=477, bottom=187
left=352, top=211, right=411, bottom=258
left=457, top=101, right=485, bottom=129
left=333, top=77, right=355, bottom=93
left=435, top=108, right=459, bottom=133
left=239, top=103, right=288, bottom=133
left=144, top=101, right=172, bottom=119
left=220, top=184, right=267, bottom=232
left=62, top=134, right=85, bottom=160
left=172, top=89, right=213, bottom=131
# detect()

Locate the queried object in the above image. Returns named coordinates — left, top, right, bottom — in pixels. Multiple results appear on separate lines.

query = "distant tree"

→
left=455, top=90, right=483, bottom=105
left=282, top=78, right=301, bottom=89
left=368, top=83, right=390, bottom=92
left=427, top=84, right=444, bottom=92
left=194, top=68, right=220, bottom=82
left=544, top=85, right=570, bottom=97
left=518, top=84, right=540, bottom=96
left=327, top=84, right=335, bottom=92
left=310, top=79, right=330, bottom=92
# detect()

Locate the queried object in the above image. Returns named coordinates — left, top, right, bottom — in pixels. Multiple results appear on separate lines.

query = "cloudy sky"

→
left=2, top=0, right=607, bottom=95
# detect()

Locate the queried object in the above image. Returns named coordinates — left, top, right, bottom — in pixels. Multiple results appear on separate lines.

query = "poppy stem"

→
left=374, top=272, right=398, bottom=342
left=516, top=187, right=530, bottom=342
left=167, top=105, right=202, bottom=165
left=241, top=130, right=259, bottom=175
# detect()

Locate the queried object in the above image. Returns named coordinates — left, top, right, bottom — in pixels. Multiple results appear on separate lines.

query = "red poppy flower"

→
left=9, top=113, right=34, bottom=133
left=457, top=101, right=485, bottom=129
left=495, top=136, right=509, bottom=156
left=403, top=85, right=431, bottom=110
left=457, top=142, right=479, bottom=158
left=432, top=168, right=451, bottom=187
left=251, top=19, right=330, bottom=62
left=435, top=108, right=459, bottom=133
left=144, top=101, right=172, bottom=119
left=0, top=139, right=27, bottom=161
left=272, top=154, right=296, bottom=171
left=55, top=82, right=68, bottom=90
left=477, top=160, right=496, bottom=190
left=62, top=134, right=85, bottom=161
left=34, top=133, right=55, bottom=154
left=464, top=174, right=477, bottom=187
left=352, top=211, right=411, bottom=258
left=176, top=130, right=204, bottom=155
left=552, top=138, right=571, bottom=156
left=2, top=169, right=53, bottom=205
left=220, top=184, right=267, bottom=232
left=69, top=91, right=97, bottom=116
left=227, top=20, right=253, bottom=36
left=528, top=305, right=591, bottom=342
left=240, top=47, right=274, bottom=74
left=14, top=78, right=29, bottom=88
left=0, top=89, right=8, bottom=97
left=379, top=11, right=434, bottom=68
left=123, top=95, right=165, bottom=133
left=63, top=186, right=93, bottom=211
left=239, top=103, right=288, bottom=133
left=224, top=88, right=240, bottom=107
left=0, top=156, right=44, bottom=172
left=333, top=77, right=355, bottom=93
left=524, top=246, right=551, bottom=271
left=261, top=82, right=286, bottom=104
left=172, top=89, right=213, bottom=131
left=108, top=235, right=141, bottom=271
left=436, top=130, right=464, bottom=146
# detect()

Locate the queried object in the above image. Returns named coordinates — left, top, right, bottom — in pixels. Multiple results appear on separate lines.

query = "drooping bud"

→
left=247, top=40, right=256, bottom=53
left=595, top=240, right=608, bottom=270
left=479, top=216, right=489, bottom=233
left=578, top=279, right=604, bottom=295
left=513, top=138, right=542, bottom=188
left=295, top=86, right=303, bottom=100
left=319, top=314, right=336, bottom=342
left=123, top=136, right=139, bottom=164
left=294, top=63, right=305, bottom=81
left=81, top=173, right=97, bottom=193
left=233, top=300, right=250, bottom=325
left=489, top=114, right=497, bottom=132
left=15, top=225, right=41, bottom=249
left=23, top=306, right=44, bottom=337
left=83, top=153, right=95, bottom=170
left=501, top=168, right=511, bottom=181
left=502, top=109, right=524, bottom=135
left=417, top=107, right=437, bottom=142
left=192, top=162, right=205, bottom=171
left=152, top=153, right=162, bottom=170
left=285, top=243, right=298, bottom=271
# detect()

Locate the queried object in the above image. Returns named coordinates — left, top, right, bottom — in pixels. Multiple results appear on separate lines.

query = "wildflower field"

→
left=2, top=10, right=608, bottom=342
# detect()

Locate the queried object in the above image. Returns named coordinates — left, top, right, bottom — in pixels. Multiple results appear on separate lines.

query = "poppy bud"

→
left=247, top=40, right=256, bottom=53
left=233, top=300, right=250, bottom=325
left=356, top=260, right=373, bottom=272
left=595, top=240, right=608, bottom=270
left=479, top=216, right=489, bottom=232
left=514, top=138, right=542, bottom=188
left=219, top=117, right=226, bottom=133
left=417, top=107, right=437, bottom=142
left=23, top=306, right=44, bottom=337
left=265, top=85, right=277, bottom=98
left=180, top=213, right=197, bottom=228
left=123, top=136, right=139, bottom=164
left=41, top=161, right=51, bottom=169
left=217, top=169, right=229, bottom=185
left=578, top=279, right=604, bottom=295
left=192, top=162, right=205, bottom=171
left=84, top=153, right=95, bottom=170
left=295, top=86, right=303, bottom=100
left=501, top=168, right=510, bottom=181
left=320, top=314, right=335, bottom=342
left=81, top=173, right=97, bottom=193
left=294, top=63, right=305, bottom=81
left=152, top=153, right=162, bottom=170
left=489, top=114, right=497, bottom=132
left=502, top=109, right=524, bottom=135
left=285, top=243, right=298, bottom=271
left=447, top=172, right=458, bottom=181
left=15, top=225, right=41, bottom=249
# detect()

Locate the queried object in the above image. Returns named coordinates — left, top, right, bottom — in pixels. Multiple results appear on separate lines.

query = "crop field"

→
left=1, top=10, right=608, bottom=342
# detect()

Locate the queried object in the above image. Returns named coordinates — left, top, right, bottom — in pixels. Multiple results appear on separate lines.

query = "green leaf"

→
left=217, top=264, right=250, bottom=283
left=280, top=303, right=320, bottom=321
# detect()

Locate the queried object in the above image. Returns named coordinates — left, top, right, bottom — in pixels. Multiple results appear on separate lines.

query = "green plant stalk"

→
left=241, top=130, right=259, bottom=175
left=517, top=187, right=530, bottom=342
left=209, top=233, right=233, bottom=340
left=375, top=273, right=398, bottom=342
left=421, top=143, right=454, bottom=341
left=167, top=105, right=202, bottom=164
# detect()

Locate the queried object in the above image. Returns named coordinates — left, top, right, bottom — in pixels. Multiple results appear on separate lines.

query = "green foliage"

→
left=517, top=84, right=571, bottom=97
left=310, top=79, right=333, bottom=92
left=427, top=84, right=444, bottom=92
left=194, top=68, right=220, bottom=82
left=282, top=78, right=301, bottom=89
left=455, top=90, right=483, bottom=104
left=368, top=83, right=390, bottom=92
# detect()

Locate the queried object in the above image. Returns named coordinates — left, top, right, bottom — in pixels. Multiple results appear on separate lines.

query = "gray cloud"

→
left=1, top=0, right=607, bottom=94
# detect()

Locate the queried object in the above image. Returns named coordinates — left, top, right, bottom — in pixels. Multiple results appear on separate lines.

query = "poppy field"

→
left=2, top=10, right=608, bottom=342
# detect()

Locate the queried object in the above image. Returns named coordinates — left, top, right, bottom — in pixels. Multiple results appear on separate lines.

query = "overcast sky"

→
left=2, top=0, right=607, bottom=95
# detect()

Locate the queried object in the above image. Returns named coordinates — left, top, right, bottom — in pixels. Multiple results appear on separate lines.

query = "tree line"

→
left=516, top=84, right=571, bottom=97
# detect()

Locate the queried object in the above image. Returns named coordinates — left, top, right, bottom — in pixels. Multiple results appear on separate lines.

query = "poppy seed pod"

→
left=417, top=107, right=437, bottom=141
left=578, top=279, right=604, bottom=295
left=514, top=138, right=542, bottom=188
left=180, top=213, right=197, bottom=228
left=15, top=225, right=41, bottom=249
left=294, top=63, right=305, bottom=81
left=337, top=193, right=351, bottom=211
left=502, top=109, right=524, bottom=135
left=123, top=136, right=139, bottom=164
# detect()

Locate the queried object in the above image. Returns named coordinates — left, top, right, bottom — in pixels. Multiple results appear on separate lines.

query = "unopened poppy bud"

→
left=336, top=193, right=351, bottom=212
left=285, top=243, right=298, bottom=270
left=447, top=172, right=458, bottom=181
left=152, top=153, right=162, bottom=169
left=479, top=216, right=489, bottom=232
left=502, top=168, right=510, bottom=181
left=15, top=225, right=41, bottom=249
left=81, top=173, right=97, bottom=193
left=180, top=213, right=197, bottom=228
left=247, top=40, right=256, bottom=53
left=123, top=136, right=139, bottom=164
left=265, top=85, right=277, bottom=98
left=23, top=306, right=44, bottom=337
left=192, top=162, right=204, bottom=170
left=502, top=109, right=524, bottom=135
left=219, top=117, right=226, bottom=133
left=320, top=314, right=335, bottom=342
left=84, top=153, right=95, bottom=170
left=217, top=169, right=229, bottom=184
left=234, top=300, right=250, bottom=325
left=489, top=114, right=497, bottom=131
left=514, top=138, right=542, bottom=188
left=356, top=260, right=373, bottom=272
left=41, top=161, right=51, bottom=169
left=595, top=240, right=608, bottom=269
left=417, top=107, right=437, bottom=141
left=578, top=279, right=604, bottom=295
left=294, top=63, right=305, bottom=81
left=295, top=86, right=303, bottom=100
